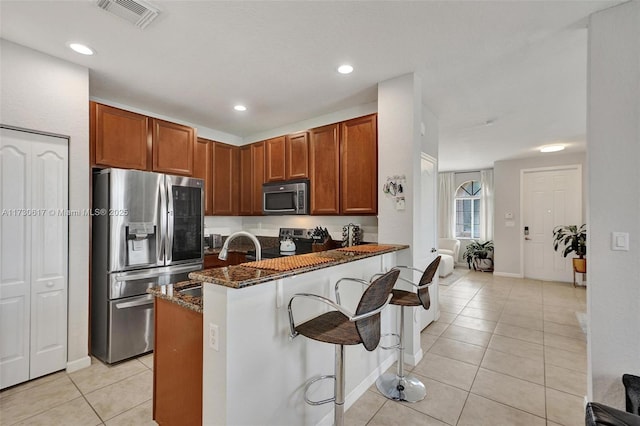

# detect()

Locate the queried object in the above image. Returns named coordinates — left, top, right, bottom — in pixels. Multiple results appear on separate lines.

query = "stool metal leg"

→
left=375, top=306, right=427, bottom=402
left=334, top=344, right=345, bottom=426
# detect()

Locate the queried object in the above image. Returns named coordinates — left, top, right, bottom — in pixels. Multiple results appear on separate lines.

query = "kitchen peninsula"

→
left=153, top=244, right=411, bottom=426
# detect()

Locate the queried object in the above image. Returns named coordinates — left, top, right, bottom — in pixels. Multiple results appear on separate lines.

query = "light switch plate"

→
left=611, top=232, right=629, bottom=251
left=395, top=197, right=406, bottom=210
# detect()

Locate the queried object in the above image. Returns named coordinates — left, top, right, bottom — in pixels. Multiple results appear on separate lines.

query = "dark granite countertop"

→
left=147, top=280, right=203, bottom=313
left=189, top=244, right=409, bottom=289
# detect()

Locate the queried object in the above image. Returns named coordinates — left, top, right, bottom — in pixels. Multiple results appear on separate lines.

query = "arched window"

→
left=455, top=180, right=481, bottom=239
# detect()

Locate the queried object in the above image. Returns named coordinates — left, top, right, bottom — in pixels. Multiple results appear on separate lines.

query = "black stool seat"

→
left=390, top=289, right=429, bottom=307
left=586, top=402, right=640, bottom=426
left=296, top=311, right=365, bottom=346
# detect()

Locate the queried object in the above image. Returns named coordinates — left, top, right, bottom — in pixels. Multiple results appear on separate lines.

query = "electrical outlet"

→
left=209, top=323, right=219, bottom=351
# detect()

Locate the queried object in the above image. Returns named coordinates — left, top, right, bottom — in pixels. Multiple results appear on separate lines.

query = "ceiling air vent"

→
left=96, top=0, right=160, bottom=29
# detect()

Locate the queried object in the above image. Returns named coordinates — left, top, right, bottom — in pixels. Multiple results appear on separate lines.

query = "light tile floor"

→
left=1, top=271, right=586, bottom=426
left=0, top=353, right=156, bottom=425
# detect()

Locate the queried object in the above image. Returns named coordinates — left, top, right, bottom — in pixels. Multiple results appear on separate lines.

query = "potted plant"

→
left=552, top=224, right=587, bottom=274
left=462, top=240, right=494, bottom=271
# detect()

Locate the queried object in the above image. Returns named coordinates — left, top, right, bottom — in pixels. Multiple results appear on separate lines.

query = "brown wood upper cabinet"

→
left=239, top=142, right=265, bottom=215
left=211, top=142, right=239, bottom=215
left=265, top=136, right=286, bottom=182
left=309, top=124, right=340, bottom=215
left=152, top=119, right=195, bottom=176
left=265, top=133, right=309, bottom=182
left=340, top=114, right=378, bottom=214
left=194, top=138, right=213, bottom=216
left=91, top=102, right=151, bottom=170
left=286, top=132, right=309, bottom=179
left=90, top=102, right=196, bottom=176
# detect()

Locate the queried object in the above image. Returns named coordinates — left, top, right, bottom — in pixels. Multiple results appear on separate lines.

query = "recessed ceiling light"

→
left=234, top=105, right=247, bottom=112
left=540, top=145, right=565, bottom=153
left=68, top=43, right=94, bottom=56
left=337, top=64, right=354, bottom=74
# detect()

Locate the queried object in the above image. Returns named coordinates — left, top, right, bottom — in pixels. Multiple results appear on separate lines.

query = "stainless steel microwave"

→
left=262, top=180, right=309, bottom=215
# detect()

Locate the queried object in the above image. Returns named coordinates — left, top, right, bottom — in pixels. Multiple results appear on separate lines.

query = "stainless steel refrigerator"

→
left=91, top=168, right=203, bottom=364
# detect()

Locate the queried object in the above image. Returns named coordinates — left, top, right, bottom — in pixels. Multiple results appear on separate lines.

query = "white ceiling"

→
left=0, top=1, right=619, bottom=171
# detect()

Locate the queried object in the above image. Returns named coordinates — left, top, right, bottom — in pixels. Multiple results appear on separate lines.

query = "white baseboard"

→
left=403, top=348, right=423, bottom=367
left=66, top=355, right=91, bottom=373
left=492, top=271, right=524, bottom=278
left=317, top=354, right=396, bottom=426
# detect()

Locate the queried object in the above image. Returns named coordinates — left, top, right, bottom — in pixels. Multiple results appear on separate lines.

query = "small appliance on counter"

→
left=246, top=228, right=314, bottom=260
left=310, top=226, right=336, bottom=252
left=279, top=236, right=296, bottom=252
left=342, top=223, right=362, bottom=247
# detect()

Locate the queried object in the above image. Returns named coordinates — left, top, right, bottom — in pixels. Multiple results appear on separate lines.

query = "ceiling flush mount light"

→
left=540, top=145, right=565, bottom=153
left=68, top=43, right=95, bottom=55
left=337, top=64, right=354, bottom=74
left=234, top=105, right=247, bottom=112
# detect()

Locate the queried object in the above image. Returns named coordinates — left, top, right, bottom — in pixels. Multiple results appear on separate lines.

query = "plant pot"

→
left=573, top=258, right=587, bottom=274
left=474, top=258, right=494, bottom=272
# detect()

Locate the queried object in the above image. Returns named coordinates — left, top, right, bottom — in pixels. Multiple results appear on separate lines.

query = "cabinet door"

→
left=194, top=138, right=213, bottom=216
left=286, top=132, right=309, bottom=179
left=238, top=146, right=252, bottom=215
left=211, top=142, right=236, bottom=215
left=251, top=142, right=265, bottom=215
left=92, top=102, right=150, bottom=170
left=340, top=114, right=378, bottom=214
left=152, top=119, right=195, bottom=176
left=265, top=136, right=286, bottom=182
left=309, top=124, right=340, bottom=215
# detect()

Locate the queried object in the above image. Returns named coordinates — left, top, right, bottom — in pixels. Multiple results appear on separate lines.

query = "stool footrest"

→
left=304, top=375, right=336, bottom=406
left=379, top=333, right=401, bottom=350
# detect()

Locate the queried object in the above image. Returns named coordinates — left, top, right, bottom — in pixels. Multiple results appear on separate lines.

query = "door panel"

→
left=0, top=128, right=68, bottom=388
left=0, top=130, right=32, bottom=388
left=309, top=124, right=340, bottom=215
left=418, top=154, right=438, bottom=330
left=523, top=167, right=581, bottom=281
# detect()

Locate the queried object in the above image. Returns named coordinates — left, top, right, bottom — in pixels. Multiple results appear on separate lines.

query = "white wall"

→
left=493, top=152, right=586, bottom=276
left=587, top=1, right=640, bottom=406
left=1, top=39, right=91, bottom=371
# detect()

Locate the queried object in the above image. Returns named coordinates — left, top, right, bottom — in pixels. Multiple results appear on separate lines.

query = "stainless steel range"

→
left=246, top=228, right=315, bottom=260
left=91, top=168, right=204, bottom=364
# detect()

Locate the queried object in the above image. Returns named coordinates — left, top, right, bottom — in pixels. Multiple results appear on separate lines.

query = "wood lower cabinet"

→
left=194, top=138, right=213, bottom=215
left=152, top=119, right=195, bottom=176
left=211, top=142, right=239, bottom=215
left=91, top=102, right=150, bottom=170
left=309, top=124, right=340, bottom=215
left=265, top=136, right=286, bottom=182
left=286, top=132, right=309, bottom=179
left=340, top=114, right=377, bottom=214
left=153, top=298, right=202, bottom=426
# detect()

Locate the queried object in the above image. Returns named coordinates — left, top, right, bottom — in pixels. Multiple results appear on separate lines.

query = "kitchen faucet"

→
left=218, top=231, right=262, bottom=261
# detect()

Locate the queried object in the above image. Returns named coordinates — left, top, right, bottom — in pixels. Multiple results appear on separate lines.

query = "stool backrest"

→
left=355, top=269, right=400, bottom=351
left=416, top=256, right=441, bottom=310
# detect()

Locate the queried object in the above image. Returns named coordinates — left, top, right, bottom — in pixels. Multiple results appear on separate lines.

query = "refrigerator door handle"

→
left=115, top=297, right=154, bottom=310
left=159, top=176, right=167, bottom=265
left=166, top=176, right=174, bottom=264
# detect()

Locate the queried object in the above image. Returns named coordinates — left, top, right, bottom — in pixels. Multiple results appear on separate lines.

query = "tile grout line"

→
left=68, top=371, right=107, bottom=425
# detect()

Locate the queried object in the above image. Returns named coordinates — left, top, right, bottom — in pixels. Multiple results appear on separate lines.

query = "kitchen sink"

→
left=178, top=285, right=202, bottom=298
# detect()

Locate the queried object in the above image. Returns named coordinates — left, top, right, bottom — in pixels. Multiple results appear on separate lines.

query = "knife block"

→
left=312, top=237, right=337, bottom=252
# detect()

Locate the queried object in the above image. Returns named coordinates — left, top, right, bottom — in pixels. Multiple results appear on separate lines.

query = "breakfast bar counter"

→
left=197, top=243, right=423, bottom=426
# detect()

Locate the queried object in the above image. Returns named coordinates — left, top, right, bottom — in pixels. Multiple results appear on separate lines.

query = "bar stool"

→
left=288, top=269, right=400, bottom=426
left=375, top=256, right=441, bottom=403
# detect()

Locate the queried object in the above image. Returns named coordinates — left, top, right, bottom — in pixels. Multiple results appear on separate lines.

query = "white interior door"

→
left=417, top=153, right=438, bottom=330
left=0, top=131, right=32, bottom=388
left=0, top=128, right=68, bottom=389
left=522, top=166, right=581, bottom=282
left=29, top=136, right=68, bottom=379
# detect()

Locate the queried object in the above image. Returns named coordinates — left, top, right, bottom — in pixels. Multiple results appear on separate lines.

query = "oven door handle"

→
left=115, top=297, right=154, bottom=310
